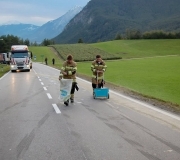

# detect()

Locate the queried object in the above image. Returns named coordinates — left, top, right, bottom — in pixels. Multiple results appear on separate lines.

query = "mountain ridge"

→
left=0, top=6, right=83, bottom=43
left=53, top=0, right=180, bottom=43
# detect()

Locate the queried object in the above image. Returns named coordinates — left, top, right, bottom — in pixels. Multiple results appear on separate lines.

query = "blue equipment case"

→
left=93, top=87, right=109, bottom=99
left=93, top=71, right=109, bottom=99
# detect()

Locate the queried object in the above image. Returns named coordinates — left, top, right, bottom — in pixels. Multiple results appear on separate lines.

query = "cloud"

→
left=0, top=0, right=89, bottom=25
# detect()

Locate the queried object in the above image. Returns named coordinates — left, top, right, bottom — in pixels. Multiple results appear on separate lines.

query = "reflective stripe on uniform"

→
left=68, top=71, right=72, bottom=75
left=92, top=75, right=103, bottom=80
left=65, top=66, right=73, bottom=70
left=92, top=75, right=96, bottom=78
left=61, top=67, right=65, bottom=71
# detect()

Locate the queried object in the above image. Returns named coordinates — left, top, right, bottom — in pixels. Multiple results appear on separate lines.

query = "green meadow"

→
left=90, top=39, right=180, bottom=59
left=0, top=64, right=10, bottom=78
left=29, top=46, right=63, bottom=69
left=50, top=44, right=121, bottom=61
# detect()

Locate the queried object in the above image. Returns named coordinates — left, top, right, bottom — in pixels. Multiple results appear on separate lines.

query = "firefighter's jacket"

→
left=91, top=60, right=107, bottom=84
left=60, top=61, right=77, bottom=82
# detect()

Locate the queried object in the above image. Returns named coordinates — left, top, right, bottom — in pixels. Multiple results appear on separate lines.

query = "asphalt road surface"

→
left=0, top=63, right=180, bottom=160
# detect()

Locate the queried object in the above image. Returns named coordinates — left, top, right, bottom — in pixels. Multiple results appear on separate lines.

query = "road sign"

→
left=34, top=55, right=36, bottom=60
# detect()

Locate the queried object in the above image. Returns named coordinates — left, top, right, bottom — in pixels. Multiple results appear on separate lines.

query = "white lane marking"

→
left=77, top=102, right=82, bottom=104
left=39, top=79, right=42, bottom=81
left=76, top=77, right=180, bottom=121
left=33, top=69, right=38, bottom=75
left=52, top=104, right=61, bottom=114
left=41, top=82, right=44, bottom=85
left=47, top=93, right=52, bottom=99
left=0, top=71, right=10, bottom=81
left=43, top=87, right=47, bottom=91
left=110, top=90, right=180, bottom=121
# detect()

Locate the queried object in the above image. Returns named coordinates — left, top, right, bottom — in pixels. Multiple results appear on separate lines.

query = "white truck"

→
left=0, top=52, right=11, bottom=64
left=10, top=45, right=32, bottom=72
left=2, top=52, right=11, bottom=64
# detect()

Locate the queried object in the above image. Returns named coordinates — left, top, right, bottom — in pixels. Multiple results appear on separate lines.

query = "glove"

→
left=72, top=71, right=76, bottom=75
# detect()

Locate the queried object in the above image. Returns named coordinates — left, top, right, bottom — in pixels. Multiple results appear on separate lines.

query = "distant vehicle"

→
left=0, top=52, right=10, bottom=64
left=10, top=45, right=32, bottom=72
left=2, top=52, right=11, bottom=64
left=0, top=53, right=4, bottom=63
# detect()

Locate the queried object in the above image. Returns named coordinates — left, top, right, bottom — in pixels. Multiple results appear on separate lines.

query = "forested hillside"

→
left=53, top=0, right=180, bottom=43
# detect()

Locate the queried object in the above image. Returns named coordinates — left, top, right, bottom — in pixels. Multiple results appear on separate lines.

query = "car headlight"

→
left=26, top=65, right=30, bottom=67
left=11, top=65, right=15, bottom=68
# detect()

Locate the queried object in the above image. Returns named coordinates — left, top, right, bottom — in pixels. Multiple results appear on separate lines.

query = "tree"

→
left=41, top=39, right=54, bottom=46
left=78, top=38, right=83, bottom=43
left=125, top=29, right=142, bottom=39
left=24, top=39, right=30, bottom=46
left=0, top=35, right=21, bottom=52
left=114, top=33, right=122, bottom=40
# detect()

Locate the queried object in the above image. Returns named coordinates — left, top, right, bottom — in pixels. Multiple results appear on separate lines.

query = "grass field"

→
left=90, top=39, right=180, bottom=59
left=0, top=64, right=10, bottom=78
left=50, top=44, right=121, bottom=61
left=29, top=46, right=63, bottom=69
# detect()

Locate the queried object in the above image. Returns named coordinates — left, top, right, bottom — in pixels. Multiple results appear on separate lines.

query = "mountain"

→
left=0, top=6, right=83, bottom=43
left=0, top=24, right=39, bottom=38
left=28, top=6, right=83, bottom=43
left=53, top=0, right=180, bottom=43
left=2, top=20, right=21, bottom=25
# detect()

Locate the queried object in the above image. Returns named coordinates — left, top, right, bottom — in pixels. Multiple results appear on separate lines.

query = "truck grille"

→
left=16, top=62, right=24, bottom=66
left=17, top=67, right=24, bottom=69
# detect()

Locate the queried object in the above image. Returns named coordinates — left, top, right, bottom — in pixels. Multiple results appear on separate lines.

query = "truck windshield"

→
left=11, top=52, right=28, bottom=58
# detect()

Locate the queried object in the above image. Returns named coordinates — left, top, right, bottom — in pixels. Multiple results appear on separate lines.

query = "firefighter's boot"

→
left=64, top=99, right=69, bottom=106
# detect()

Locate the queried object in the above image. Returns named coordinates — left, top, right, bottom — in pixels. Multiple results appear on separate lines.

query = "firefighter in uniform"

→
left=59, top=54, right=77, bottom=106
left=91, top=55, right=107, bottom=89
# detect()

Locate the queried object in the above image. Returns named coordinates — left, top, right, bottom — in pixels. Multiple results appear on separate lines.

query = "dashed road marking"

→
left=41, top=82, right=44, bottom=85
left=52, top=104, right=61, bottom=114
left=43, top=87, right=47, bottom=91
left=77, top=102, right=82, bottom=104
left=47, top=93, right=52, bottom=99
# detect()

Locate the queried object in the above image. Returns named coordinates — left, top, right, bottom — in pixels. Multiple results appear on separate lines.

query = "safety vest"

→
left=60, top=61, right=77, bottom=81
left=91, top=60, right=107, bottom=80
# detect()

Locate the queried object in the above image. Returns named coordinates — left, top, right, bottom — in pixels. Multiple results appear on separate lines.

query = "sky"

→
left=0, top=0, right=90, bottom=26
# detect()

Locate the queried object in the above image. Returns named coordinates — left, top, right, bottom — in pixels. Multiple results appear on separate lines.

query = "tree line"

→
left=1, top=30, right=180, bottom=52
left=0, top=35, right=55, bottom=53
left=115, top=30, right=180, bottom=40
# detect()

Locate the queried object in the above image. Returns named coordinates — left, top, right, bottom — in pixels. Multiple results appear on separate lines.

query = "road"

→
left=0, top=63, right=180, bottom=160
